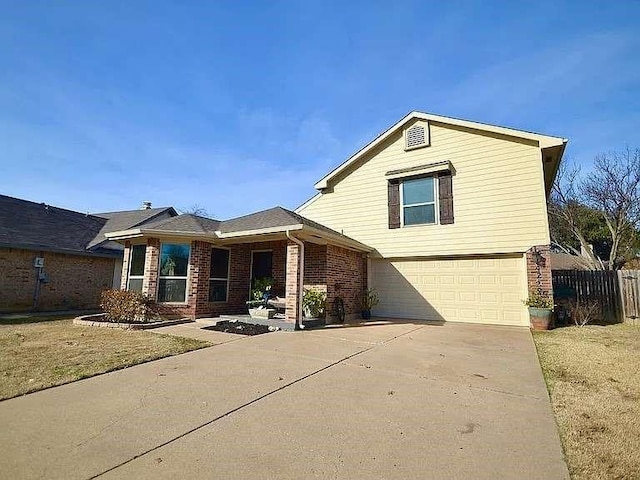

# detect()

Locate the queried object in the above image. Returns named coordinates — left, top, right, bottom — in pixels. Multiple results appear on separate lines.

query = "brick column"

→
left=187, top=240, right=212, bottom=318
left=120, top=241, right=131, bottom=290
left=285, top=240, right=301, bottom=324
left=143, top=238, right=160, bottom=299
left=526, top=245, right=552, bottom=301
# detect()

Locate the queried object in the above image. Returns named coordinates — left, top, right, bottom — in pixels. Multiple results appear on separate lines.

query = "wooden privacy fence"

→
left=552, top=269, right=640, bottom=322
left=619, top=270, right=640, bottom=321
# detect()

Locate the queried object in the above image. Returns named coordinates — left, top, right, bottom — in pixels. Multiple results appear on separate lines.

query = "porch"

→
left=109, top=209, right=372, bottom=328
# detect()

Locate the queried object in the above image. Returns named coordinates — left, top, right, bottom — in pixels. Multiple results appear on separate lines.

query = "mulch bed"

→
left=204, top=320, right=275, bottom=336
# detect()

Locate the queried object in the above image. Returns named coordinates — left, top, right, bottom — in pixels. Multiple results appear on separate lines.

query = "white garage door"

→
left=370, top=255, right=528, bottom=326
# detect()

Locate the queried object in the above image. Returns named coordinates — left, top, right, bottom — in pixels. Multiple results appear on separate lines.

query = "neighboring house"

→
left=297, top=111, right=567, bottom=326
left=0, top=194, right=176, bottom=312
left=108, top=111, right=566, bottom=328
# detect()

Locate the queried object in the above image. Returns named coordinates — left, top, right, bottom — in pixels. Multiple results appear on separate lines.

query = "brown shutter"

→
left=439, top=174, right=454, bottom=224
left=388, top=180, right=400, bottom=229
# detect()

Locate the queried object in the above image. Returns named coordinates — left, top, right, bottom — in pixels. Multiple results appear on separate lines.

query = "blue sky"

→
left=1, top=1, right=638, bottom=218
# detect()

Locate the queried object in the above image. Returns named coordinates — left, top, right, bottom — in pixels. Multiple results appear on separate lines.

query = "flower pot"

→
left=248, top=308, right=276, bottom=319
left=361, top=310, right=371, bottom=320
left=528, top=307, right=553, bottom=330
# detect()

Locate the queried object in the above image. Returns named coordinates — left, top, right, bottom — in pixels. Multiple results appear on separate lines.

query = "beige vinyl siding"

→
left=299, top=121, right=550, bottom=258
left=371, top=255, right=529, bottom=326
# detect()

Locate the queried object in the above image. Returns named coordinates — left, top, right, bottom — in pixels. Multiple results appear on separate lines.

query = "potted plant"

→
left=302, top=288, right=327, bottom=319
left=524, top=290, right=554, bottom=330
left=361, top=288, right=379, bottom=320
left=246, top=277, right=276, bottom=319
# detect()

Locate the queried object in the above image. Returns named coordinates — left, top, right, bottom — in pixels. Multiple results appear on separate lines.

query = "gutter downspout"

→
left=286, top=230, right=305, bottom=330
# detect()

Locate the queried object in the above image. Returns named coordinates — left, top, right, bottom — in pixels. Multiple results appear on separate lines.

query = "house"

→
left=107, top=111, right=566, bottom=328
left=296, top=111, right=567, bottom=326
left=0, top=195, right=176, bottom=312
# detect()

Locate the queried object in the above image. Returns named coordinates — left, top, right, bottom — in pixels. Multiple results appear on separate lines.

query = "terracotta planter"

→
left=528, top=307, right=553, bottom=330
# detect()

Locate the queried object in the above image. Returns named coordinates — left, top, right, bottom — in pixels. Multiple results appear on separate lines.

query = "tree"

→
left=581, top=147, right=640, bottom=269
left=549, top=162, right=604, bottom=269
left=178, top=204, right=212, bottom=218
left=549, top=147, right=640, bottom=270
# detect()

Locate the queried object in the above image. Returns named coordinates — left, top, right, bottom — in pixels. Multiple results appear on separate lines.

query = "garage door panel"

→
left=371, top=256, right=528, bottom=326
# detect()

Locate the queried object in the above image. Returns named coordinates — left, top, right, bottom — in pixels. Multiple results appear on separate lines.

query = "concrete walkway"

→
left=0, top=320, right=568, bottom=479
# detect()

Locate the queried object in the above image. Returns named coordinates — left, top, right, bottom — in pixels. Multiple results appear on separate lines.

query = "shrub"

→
left=362, top=288, right=379, bottom=311
left=569, top=297, right=602, bottom=327
left=524, top=290, right=554, bottom=309
left=100, top=289, right=159, bottom=324
left=302, top=288, right=326, bottom=318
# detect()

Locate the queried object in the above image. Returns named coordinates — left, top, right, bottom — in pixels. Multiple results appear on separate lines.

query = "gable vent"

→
left=405, top=123, right=428, bottom=150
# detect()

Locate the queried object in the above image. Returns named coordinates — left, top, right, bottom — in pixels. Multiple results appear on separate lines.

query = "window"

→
left=127, top=244, right=146, bottom=292
left=158, top=243, right=190, bottom=303
left=209, top=248, right=230, bottom=302
left=402, top=176, right=437, bottom=226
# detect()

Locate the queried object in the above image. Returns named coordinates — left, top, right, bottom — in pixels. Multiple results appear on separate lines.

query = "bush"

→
left=302, top=288, right=326, bottom=318
left=569, top=297, right=602, bottom=327
left=362, top=288, right=379, bottom=311
left=100, top=289, right=159, bottom=324
left=524, top=290, right=554, bottom=309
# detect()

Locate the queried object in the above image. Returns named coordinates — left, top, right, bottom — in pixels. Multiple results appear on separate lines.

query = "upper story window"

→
left=158, top=243, right=190, bottom=303
left=127, top=244, right=146, bottom=292
left=209, top=248, right=230, bottom=302
left=401, top=176, right=437, bottom=226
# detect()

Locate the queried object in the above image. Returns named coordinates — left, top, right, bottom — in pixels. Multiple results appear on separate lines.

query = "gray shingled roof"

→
left=218, top=206, right=346, bottom=237
left=0, top=194, right=176, bottom=256
left=142, top=214, right=220, bottom=233
left=129, top=206, right=350, bottom=241
left=88, top=207, right=177, bottom=249
left=0, top=195, right=108, bottom=255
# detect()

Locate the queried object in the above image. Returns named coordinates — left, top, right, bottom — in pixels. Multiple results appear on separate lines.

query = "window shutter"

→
left=388, top=180, right=400, bottom=229
left=438, top=174, right=454, bottom=224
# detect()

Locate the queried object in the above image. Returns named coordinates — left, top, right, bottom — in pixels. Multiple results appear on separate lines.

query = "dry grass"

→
left=533, top=323, right=640, bottom=479
left=0, top=316, right=210, bottom=400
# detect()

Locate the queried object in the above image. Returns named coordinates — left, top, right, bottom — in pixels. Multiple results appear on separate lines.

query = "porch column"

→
left=188, top=240, right=212, bottom=318
left=142, top=238, right=160, bottom=299
left=120, top=241, right=131, bottom=290
left=285, top=240, right=301, bottom=324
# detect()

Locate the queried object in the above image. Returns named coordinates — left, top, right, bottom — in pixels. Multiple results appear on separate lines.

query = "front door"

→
left=251, top=250, right=273, bottom=289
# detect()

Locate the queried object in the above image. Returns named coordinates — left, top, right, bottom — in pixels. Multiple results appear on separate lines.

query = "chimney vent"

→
left=141, top=201, right=152, bottom=210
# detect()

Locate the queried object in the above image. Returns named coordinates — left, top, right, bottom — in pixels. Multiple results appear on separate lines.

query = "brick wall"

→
left=156, top=241, right=290, bottom=320
left=526, top=245, right=553, bottom=301
left=303, top=244, right=327, bottom=292
left=0, top=247, right=115, bottom=312
left=326, top=245, right=367, bottom=322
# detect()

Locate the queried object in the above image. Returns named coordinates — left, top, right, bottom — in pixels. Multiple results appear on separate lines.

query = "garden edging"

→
left=73, top=313, right=191, bottom=330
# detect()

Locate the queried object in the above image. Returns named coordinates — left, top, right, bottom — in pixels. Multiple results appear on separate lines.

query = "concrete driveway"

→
left=0, top=320, right=568, bottom=479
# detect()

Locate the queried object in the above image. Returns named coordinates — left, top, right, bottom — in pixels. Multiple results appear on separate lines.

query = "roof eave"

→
left=215, top=224, right=304, bottom=238
left=301, top=225, right=373, bottom=252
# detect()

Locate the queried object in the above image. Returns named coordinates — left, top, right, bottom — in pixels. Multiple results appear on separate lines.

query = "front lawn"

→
left=0, top=316, right=210, bottom=400
left=533, top=323, right=640, bottom=479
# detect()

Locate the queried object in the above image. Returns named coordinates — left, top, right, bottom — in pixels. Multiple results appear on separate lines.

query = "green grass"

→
left=533, top=323, right=640, bottom=479
left=0, top=316, right=211, bottom=400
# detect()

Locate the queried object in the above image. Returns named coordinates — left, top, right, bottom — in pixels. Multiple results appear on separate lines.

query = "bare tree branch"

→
left=580, top=147, right=640, bottom=268
left=550, top=161, right=605, bottom=269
